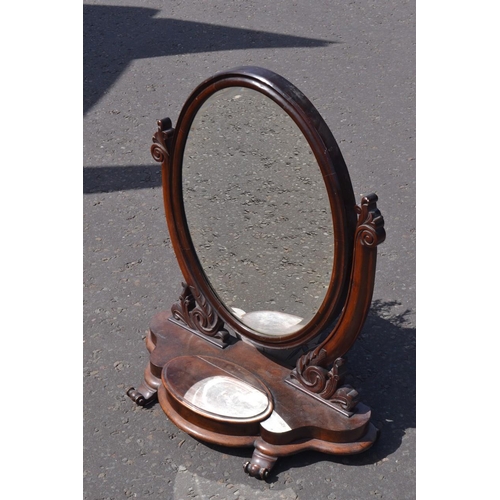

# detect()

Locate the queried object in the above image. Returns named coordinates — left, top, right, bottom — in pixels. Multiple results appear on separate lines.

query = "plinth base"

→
left=128, top=311, right=378, bottom=479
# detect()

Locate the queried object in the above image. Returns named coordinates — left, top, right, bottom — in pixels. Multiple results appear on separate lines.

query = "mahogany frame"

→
left=128, top=67, right=386, bottom=479
left=156, top=66, right=359, bottom=349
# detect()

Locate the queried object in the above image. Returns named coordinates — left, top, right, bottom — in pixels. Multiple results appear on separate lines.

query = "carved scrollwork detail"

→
left=151, top=141, right=168, bottom=163
left=286, top=192, right=384, bottom=413
left=291, top=349, right=346, bottom=400
left=291, top=351, right=358, bottom=412
left=171, top=282, right=195, bottom=323
left=171, top=282, right=228, bottom=343
left=330, top=385, right=359, bottom=412
left=151, top=118, right=174, bottom=163
left=355, top=193, right=386, bottom=248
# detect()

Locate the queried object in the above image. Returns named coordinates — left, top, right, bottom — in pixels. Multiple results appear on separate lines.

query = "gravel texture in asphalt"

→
left=83, top=1, right=415, bottom=498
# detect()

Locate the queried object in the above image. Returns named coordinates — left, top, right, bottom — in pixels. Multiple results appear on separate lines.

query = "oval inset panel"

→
left=164, top=355, right=273, bottom=422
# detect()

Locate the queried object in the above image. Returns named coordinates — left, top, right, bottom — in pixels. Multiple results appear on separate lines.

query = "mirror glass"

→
left=166, top=356, right=272, bottom=421
left=183, top=86, right=334, bottom=336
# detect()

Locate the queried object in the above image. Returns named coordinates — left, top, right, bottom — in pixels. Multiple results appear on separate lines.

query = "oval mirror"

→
left=183, top=86, right=334, bottom=336
left=166, top=67, right=357, bottom=348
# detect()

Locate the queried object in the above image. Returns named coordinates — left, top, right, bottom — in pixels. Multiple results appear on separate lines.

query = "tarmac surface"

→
left=83, top=1, right=415, bottom=498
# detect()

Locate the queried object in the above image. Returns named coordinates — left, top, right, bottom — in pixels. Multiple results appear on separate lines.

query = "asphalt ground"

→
left=83, top=1, right=415, bottom=498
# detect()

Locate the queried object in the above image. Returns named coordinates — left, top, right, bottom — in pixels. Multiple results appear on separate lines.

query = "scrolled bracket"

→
left=170, top=282, right=230, bottom=347
left=151, top=117, right=175, bottom=163
left=291, top=348, right=339, bottom=398
left=330, top=385, right=360, bottom=414
left=288, top=351, right=359, bottom=416
left=355, top=193, right=386, bottom=248
left=286, top=193, right=384, bottom=414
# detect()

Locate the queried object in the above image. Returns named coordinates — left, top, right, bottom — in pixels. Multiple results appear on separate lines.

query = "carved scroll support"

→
left=152, top=121, right=230, bottom=348
left=127, top=329, right=161, bottom=406
left=151, top=117, right=175, bottom=164
left=288, top=193, right=385, bottom=412
left=126, top=362, right=160, bottom=407
left=288, top=352, right=359, bottom=416
left=170, top=282, right=230, bottom=347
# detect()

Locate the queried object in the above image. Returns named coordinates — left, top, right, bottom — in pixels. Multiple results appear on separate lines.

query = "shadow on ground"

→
left=83, top=165, right=162, bottom=193
left=270, top=300, right=416, bottom=478
left=84, top=4, right=336, bottom=114
left=132, top=300, right=415, bottom=480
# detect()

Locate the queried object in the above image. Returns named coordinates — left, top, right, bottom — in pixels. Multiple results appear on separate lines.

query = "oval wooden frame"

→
left=162, top=66, right=358, bottom=349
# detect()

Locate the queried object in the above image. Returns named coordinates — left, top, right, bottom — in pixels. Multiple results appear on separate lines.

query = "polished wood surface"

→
left=128, top=67, right=386, bottom=479
left=154, top=67, right=358, bottom=349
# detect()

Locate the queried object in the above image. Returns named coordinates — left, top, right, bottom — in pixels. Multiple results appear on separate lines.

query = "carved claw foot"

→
left=243, top=449, right=277, bottom=480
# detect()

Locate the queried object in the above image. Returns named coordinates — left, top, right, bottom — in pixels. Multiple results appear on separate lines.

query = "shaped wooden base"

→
left=127, top=310, right=378, bottom=479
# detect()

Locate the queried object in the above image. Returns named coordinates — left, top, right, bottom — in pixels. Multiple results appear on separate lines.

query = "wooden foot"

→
left=127, top=328, right=162, bottom=406
left=126, top=385, right=157, bottom=406
left=243, top=448, right=277, bottom=480
left=127, top=362, right=160, bottom=406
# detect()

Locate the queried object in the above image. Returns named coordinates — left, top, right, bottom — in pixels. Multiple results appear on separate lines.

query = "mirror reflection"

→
left=183, top=87, right=334, bottom=336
